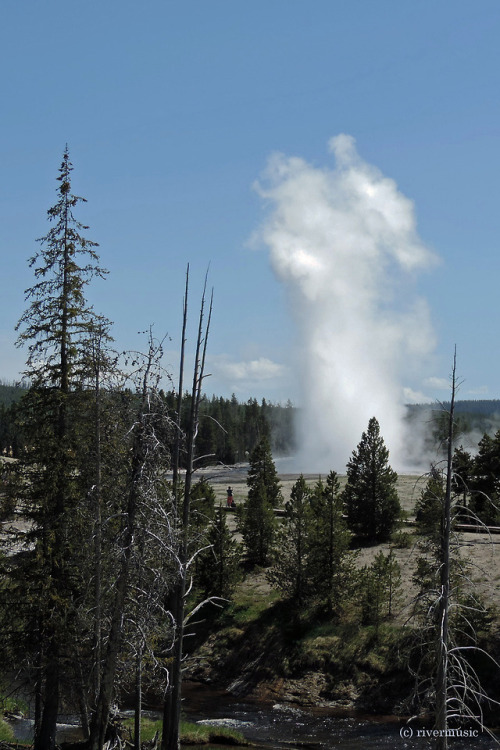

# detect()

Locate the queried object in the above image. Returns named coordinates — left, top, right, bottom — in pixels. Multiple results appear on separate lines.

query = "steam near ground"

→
left=255, top=135, right=439, bottom=473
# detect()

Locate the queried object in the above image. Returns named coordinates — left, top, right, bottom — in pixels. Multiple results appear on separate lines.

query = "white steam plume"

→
left=254, top=135, right=438, bottom=471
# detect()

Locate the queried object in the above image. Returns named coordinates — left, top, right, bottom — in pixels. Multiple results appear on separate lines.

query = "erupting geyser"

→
left=255, top=135, right=438, bottom=471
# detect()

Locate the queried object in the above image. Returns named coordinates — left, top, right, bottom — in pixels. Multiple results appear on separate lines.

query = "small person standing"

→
left=227, top=486, right=234, bottom=507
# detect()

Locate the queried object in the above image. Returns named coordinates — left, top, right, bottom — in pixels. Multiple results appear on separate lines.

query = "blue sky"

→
left=2, top=0, right=500, bottom=408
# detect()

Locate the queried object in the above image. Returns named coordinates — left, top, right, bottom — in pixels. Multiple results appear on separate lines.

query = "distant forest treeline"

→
left=0, top=381, right=27, bottom=406
left=165, top=390, right=296, bottom=464
left=408, top=400, right=500, bottom=416
left=0, top=382, right=28, bottom=455
left=0, top=382, right=296, bottom=462
left=3, top=382, right=500, bottom=462
left=406, top=400, right=500, bottom=448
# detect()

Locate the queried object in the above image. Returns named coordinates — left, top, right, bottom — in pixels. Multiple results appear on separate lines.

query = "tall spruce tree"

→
left=343, top=417, right=400, bottom=542
left=359, top=549, right=402, bottom=632
left=469, top=431, right=500, bottom=525
left=267, top=474, right=313, bottom=606
left=308, top=471, right=355, bottom=615
left=451, top=445, right=474, bottom=515
left=414, top=464, right=445, bottom=541
left=241, top=436, right=282, bottom=566
left=14, top=147, right=108, bottom=750
left=195, top=505, right=242, bottom=599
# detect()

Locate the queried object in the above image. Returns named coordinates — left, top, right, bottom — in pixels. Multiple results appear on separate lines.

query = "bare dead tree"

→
left=89, top=333, right=173, bottom=750
left=162, top=271, right=213, bottom=750
left=171, top=265, right=189, bottom=509
left=409, top=350, right=500, bottom=749
left=85, top=320, right=118, bottom=732
left=125, top=497, right=176, bottom=750
left=433, top=350, right=456, bottom=749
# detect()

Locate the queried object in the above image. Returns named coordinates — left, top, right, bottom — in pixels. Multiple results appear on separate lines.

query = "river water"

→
left=182, top=682, right=499, bottom=750
left=8, top=682, right=499, bottom=748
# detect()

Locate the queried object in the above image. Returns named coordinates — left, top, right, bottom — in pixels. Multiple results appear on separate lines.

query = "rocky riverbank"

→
left=183, top=574, right=415, bottom=717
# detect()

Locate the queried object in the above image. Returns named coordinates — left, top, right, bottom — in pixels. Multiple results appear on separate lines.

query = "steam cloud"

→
left=255, top=135, right=438, bottom=471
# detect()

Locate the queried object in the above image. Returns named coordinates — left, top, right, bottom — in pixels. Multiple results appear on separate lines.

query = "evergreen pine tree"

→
left=241, top=436, right=282, bottom=566
left=359, top=549, right=402, bottom=631
left=267, top=474, right=313, bottom=606
left=469, top=432, right=500, bottom=525
left=414, top=464, right=445, bottom=541
left=196, top=505, right=242, bottom=599
left=343, top=417, right=400, bottom=541
left=190, top=477, right=216, bottom=531
left=190, top=477, right=217, bottom=590
left=12, top=147, right=108, bottom=750
left=451, top=446, right=474, bottom=515
left=308, top=471, right=355, bottom=615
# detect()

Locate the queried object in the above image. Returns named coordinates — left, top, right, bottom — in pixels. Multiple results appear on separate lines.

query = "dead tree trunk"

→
left=162, top=275, right=212, bottom=750
left=89, top=346, right=158, bottom=750
left=89, top=436, right=142, bottom=750
left=172, top=265, right=189, bottom=508
left=91, top=325, right=106, bottom=710
left=134, top=643, right=143, bottom=750
left=434, top=350, right=456, bottom=750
